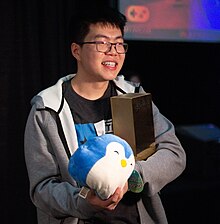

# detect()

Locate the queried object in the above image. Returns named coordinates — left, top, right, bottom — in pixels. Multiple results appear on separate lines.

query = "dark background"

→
left=1, top=0, right=219, bottom=223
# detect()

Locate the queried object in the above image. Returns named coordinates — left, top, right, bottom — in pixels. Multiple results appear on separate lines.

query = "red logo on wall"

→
left=126, top=5, right=150, bottom=22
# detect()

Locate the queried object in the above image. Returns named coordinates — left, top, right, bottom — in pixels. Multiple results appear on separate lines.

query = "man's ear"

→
left=71, top=43, right=81, bottom=60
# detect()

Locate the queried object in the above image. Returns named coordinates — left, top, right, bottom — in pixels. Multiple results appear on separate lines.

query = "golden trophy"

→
left=111, top=93, right=156, bottom=161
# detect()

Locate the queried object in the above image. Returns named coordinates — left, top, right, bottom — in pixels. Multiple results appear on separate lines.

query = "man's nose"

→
left=107, top=44, right=118, bottom=55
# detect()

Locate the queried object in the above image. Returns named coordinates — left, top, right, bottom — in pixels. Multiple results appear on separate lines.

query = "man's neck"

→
left=71, top=77, right=109, bottom=100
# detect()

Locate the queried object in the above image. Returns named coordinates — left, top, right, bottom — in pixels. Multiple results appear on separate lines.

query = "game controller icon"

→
left=126, top=5, right=150, bottom=23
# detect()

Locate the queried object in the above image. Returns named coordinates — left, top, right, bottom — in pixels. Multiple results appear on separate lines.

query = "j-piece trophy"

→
left=111, top=93, right=156, bottom=161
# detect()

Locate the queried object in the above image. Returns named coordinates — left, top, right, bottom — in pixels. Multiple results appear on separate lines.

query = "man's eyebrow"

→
left=94, top=34, right=123, bottom=39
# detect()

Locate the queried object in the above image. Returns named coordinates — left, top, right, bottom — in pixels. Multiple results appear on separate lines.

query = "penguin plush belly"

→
left=86, top=141, right=135, bottom=199
left=68, top=134, right=135, bottom=200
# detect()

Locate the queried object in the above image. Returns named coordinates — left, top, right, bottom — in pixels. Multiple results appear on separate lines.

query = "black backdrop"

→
left=0, top=0, right=220, bottom=223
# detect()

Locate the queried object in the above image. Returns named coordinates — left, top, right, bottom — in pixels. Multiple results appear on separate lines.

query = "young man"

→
left=24, top=6, right=186, bottom=224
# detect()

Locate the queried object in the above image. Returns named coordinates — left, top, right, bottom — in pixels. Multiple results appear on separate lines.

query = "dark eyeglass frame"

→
left=76, top=41, right=128, bottom=54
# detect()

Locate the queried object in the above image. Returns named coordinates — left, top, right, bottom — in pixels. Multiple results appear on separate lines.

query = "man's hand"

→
left=86, top=182, right=128, bottom=211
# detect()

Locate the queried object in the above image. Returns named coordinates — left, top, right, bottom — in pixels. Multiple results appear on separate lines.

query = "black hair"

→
left=68, top=5, right=127, bottom=44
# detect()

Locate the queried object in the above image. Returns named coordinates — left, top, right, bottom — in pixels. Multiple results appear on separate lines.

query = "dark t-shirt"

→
left=63, top=79, right=141, bottom=224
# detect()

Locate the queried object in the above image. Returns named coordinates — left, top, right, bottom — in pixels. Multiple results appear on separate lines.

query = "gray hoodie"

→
left=24, top=74, right=186, bottom=224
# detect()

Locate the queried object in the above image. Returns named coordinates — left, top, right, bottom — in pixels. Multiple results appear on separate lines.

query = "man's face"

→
left=76, top=23, right=126, bottom=82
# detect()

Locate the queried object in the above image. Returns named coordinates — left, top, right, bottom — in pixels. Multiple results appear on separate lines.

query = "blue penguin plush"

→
left=68, top=134, right=135, bottom=200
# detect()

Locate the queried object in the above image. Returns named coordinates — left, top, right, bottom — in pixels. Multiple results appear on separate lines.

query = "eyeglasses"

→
left=77, top=41, right=128, bottom=54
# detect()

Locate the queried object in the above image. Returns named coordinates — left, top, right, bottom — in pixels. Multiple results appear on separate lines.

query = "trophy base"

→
left=135, top=142, right=156, bottom=161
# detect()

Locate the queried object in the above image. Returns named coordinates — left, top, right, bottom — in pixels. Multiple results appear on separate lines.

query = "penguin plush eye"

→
left=68, top=134, right=135, bottom=200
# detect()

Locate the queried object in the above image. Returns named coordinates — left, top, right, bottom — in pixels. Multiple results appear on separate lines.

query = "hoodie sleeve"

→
left=134, top=102, right=186, bottom=196
left=24, top=104, right=101, bottom=220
